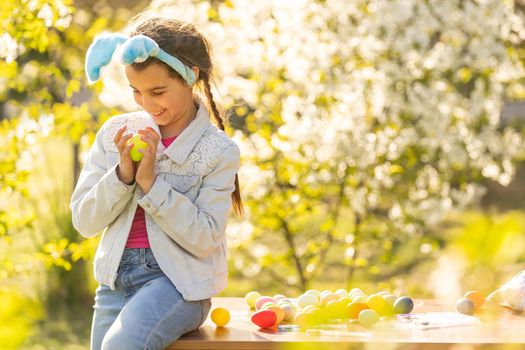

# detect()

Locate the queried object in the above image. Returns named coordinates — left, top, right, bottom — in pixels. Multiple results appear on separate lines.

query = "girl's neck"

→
left=159, top=99, right=198, bottom=139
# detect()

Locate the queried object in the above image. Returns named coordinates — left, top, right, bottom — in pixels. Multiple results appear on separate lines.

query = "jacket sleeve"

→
left=138, top=144, right=240, bottom=258
left=70, top=124, right=136, bottom=238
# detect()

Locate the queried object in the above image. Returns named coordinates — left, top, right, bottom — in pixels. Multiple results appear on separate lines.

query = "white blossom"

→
left=96, top=0, right=525, bottom=280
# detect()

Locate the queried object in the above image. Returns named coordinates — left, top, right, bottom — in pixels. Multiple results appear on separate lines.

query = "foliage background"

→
left=1, top=0, right=525, bottom=348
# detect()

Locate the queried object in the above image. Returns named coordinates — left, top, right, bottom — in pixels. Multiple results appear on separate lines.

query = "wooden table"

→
left=167, top=297, right=525, bottom=350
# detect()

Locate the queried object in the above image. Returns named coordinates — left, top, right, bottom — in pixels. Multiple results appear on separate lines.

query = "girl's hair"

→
left=129, top=17, right=243, bottom=216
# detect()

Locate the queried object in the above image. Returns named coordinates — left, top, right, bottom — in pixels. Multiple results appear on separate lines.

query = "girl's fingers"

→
left=137, top=133, right=154, bottom=145
left=124, top=141, right=134, bottom=154
left=137, top=131, right=158, bottom=152
left=138, top=139, right=156, bottom=157
left=119, top=143, right=133, bottom=163
left=114, top=125, right=127, bottom=144
left=147, top=127, right=160, bottom=141
left=117, top=134, right=133, bottom=153
left=139, top=127, right=160, bottom=142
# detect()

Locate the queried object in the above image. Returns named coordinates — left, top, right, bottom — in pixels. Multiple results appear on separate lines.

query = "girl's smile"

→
left=151, top=109, right=167, bottom=118
left=125, top=63, right=198, bottom=138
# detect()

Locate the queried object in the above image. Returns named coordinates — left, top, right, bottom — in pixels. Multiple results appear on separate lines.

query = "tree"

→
left=0, top=0, right=147, bottom=346
left=140, top=0, right=525, bottom=292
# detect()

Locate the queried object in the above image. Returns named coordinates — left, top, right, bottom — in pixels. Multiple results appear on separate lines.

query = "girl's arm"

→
left=138, top=144, right=240, bottom=258
left=70, top=124, right=136, bottom=238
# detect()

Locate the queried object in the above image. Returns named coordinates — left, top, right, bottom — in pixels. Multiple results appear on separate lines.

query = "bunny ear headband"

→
left=85, top=33, right=197, bottom=86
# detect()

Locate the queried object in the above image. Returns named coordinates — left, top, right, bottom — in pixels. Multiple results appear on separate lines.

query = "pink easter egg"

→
left=255, top=296, right=276, bottom=310
left=251, top=309, right=277, bottom=329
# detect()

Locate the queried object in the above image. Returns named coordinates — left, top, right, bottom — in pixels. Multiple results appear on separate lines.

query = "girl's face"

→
left=125, top=63, right=196, bottom=136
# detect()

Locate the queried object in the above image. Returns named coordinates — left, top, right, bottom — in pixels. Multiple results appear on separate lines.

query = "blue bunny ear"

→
left=119, top=35, right=160, bottom=65
left=119, top=34, right=196, bottom=86
left=85, top=33, right=128, bottom=83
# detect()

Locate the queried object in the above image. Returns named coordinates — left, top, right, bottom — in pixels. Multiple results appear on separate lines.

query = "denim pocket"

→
left=143, top=250, right=162, bottom=272
left=143, top=260, right=162, bottom=272
left=119, top=249, right=139, bottom=270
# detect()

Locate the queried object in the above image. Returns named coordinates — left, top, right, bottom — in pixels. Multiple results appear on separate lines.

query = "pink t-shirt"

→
left=125, top=135, right=178, bottom=248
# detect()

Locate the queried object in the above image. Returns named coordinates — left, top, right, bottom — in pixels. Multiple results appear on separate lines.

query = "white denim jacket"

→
left=70, top=97, right=240, bottom=301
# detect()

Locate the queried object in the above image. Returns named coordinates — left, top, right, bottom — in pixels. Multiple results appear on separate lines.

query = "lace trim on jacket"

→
left=101, top=112, right=234, bottom=176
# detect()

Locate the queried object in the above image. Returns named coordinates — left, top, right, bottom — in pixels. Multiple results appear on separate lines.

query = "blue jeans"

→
left=90, top=248, right=211, bottom=350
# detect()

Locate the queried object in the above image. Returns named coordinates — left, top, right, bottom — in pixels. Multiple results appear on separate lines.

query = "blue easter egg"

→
left=456, top=298, right=475, bottom=315
left=393, top=296, right=414, bottom=314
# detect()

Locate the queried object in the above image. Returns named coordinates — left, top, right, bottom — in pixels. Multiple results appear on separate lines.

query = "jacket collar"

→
left=156, top=95, right=211, bottom=164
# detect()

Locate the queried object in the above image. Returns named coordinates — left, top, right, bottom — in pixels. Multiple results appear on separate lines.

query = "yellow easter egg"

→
left=211, top=307, right=230, bottom=327
left=366, top=294, right=387, bottom=314
left=245, top=291, right=261, bottom=308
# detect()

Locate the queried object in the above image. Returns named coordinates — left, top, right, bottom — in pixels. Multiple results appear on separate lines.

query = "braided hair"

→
left=129, top=18, right=243, bottom=215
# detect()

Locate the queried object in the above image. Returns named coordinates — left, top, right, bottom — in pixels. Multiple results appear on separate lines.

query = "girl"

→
left=70, top=16, right=242, bottom=350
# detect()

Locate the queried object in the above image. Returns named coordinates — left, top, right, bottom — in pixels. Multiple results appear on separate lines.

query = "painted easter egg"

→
left=255, top=296, right=276, bottom=310
left=245, top=291, right=261, bottom=308
left=267, top=306, right=285, bottom=326
left=464, top=290, right=485, bottom=310
left=297, top=293, right=318, bottom=308
left=281, top=303, right=296, bottom=322
left=128, top=134, right=148, bottom=161
left=251, top=309, right=277, bottom=328
left=346, top=302, right=369, bottom=319
left=393, top=296, right=414, bottom=314
left=358, top=309, right=379, bottom=327
left=320, top=292, right=340, bottom=306
left=210, top=308, right=230, bottom=327
left=456, top=298, right=475, bottom=315
left=366, top=294, right=387, bottom=314
left=335, top=289, right=348, bottom=298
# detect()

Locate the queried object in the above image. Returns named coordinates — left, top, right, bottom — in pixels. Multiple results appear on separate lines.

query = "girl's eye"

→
left=133, top=90, right=140, bottom=95
left=152, top=91, right=165, bottom=96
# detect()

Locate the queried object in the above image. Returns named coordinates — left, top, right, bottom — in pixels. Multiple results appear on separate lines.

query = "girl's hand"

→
left=114, top=125, right=136, bottom=185
left=135, top=127, right=160, bottom=193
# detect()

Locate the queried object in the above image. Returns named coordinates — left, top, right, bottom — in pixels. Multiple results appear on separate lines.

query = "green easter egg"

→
left=128, top=134, right=148, bottom=161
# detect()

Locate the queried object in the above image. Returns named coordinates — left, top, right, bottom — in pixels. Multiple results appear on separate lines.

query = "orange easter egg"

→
left=464, top=290, right=485, bottom=310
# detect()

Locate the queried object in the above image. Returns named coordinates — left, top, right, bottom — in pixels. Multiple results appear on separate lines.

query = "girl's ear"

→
left=191, top=67, right=199, bottom=82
